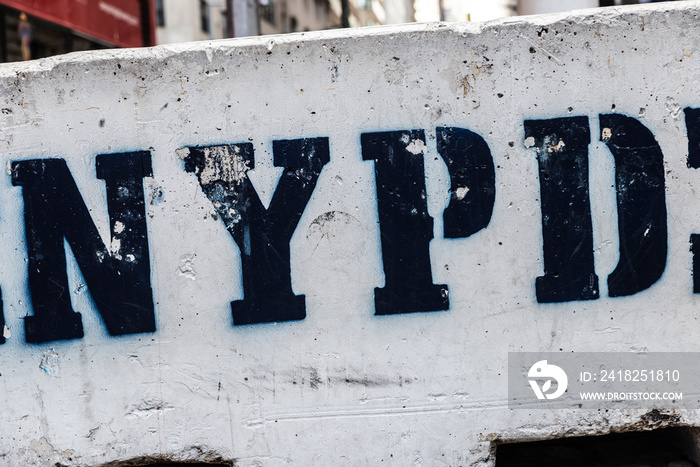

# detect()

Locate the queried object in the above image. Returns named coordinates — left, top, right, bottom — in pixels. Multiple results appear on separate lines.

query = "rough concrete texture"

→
left=1, top=2, right=700, bottom=466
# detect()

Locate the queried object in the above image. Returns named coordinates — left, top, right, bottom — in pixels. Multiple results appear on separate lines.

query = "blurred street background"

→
left=0, top=0, right=681, bottom=62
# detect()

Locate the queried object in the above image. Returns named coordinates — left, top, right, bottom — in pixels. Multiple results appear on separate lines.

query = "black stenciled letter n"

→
left=12, top=153, right=155, bottom=344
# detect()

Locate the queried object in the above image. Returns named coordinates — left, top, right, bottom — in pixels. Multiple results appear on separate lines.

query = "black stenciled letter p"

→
left=184, top=138, right=330, bottom=325
left=12, top=153, right=156, bottom=344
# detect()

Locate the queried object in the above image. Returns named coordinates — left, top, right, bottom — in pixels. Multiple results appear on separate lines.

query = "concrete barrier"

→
left=2, top=2, right=700, bottom=465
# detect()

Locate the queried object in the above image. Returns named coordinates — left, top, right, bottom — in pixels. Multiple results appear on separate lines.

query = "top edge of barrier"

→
left=0, top=1, right=697, bottom=78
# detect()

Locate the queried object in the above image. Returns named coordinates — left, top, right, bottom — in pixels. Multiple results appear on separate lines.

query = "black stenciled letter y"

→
left=184, top=138, right=329, bottom=325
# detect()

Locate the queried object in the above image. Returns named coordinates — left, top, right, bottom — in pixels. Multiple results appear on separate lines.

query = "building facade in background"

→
left=434, top=0, right=675, bottom=23
left=257, top=0, right=338, bottom=35
left=0, top=0, right=154, bottom=62
left=435, top=0, right=516, bottom=23
left=155, top=0, right=386, bottom=41
left=156, top=0, right=228, bottom=44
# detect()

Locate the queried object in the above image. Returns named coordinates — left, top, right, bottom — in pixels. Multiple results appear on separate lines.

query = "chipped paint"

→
left=109, top=238, right=122, bottom=259
left=406, top=138, right=427, bottom=155
left=39, top=349, right=60, bottom=378
left=547, top=138, right=566, bottom=153
left=454, top=186, right=470, bottom=200
left=178, top=254, right=197, bottom=280
left=198, top=145, right=251, bottom=184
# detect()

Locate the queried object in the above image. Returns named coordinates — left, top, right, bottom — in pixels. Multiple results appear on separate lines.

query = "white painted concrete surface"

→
left=0, top=2, right=699, bottom=466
